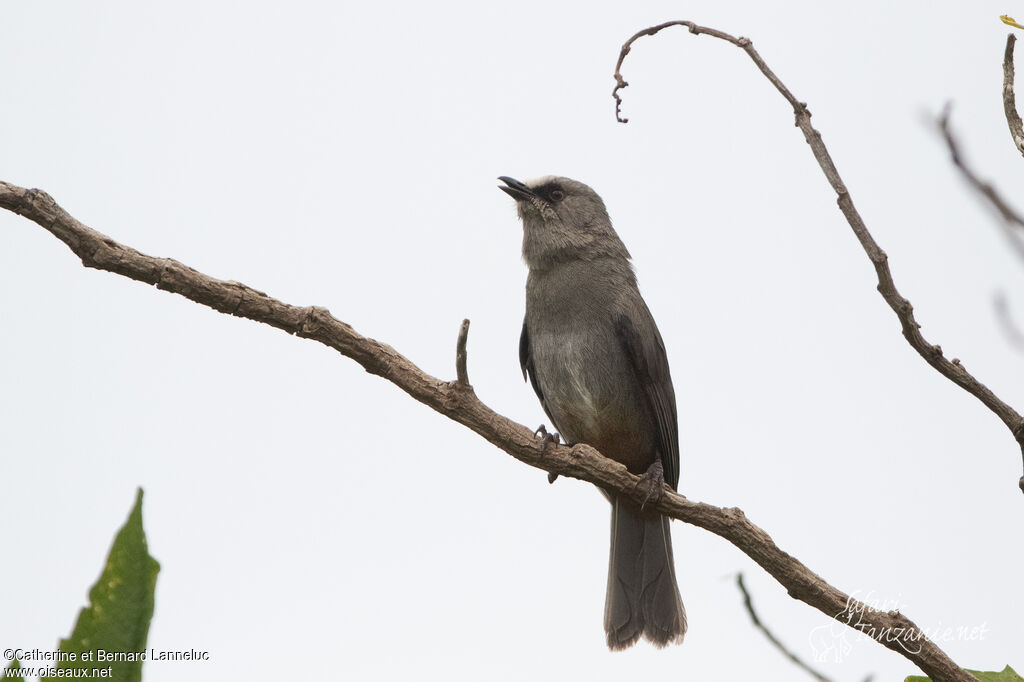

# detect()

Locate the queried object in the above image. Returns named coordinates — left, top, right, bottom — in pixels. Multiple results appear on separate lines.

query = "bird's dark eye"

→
left=550, top=189, right=565, bottom=202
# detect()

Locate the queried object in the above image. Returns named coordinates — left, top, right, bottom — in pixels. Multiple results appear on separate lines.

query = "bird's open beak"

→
left=498, top=176, right=536, bottom=201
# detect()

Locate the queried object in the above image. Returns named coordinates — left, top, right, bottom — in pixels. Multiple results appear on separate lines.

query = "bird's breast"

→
left=528, top=326, right=644, bottom=449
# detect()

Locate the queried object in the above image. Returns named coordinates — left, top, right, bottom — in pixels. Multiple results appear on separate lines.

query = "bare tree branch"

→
left=612, top=21, right=1024, bottom=496
left=0, top=179, right=972, bottom=680
left=992, top=34, right=1024, bottom=354
left=1003, top=34, right=1024, bottom=159
left=736, top=573, right=834, bottom=682
left=455, top=318, right=471, bottom=386
left=940, top=105, right=1024, bottom=357
left=994, top=291, right=1024, bottom=351
left=939, top=105, right=1024, bottom=263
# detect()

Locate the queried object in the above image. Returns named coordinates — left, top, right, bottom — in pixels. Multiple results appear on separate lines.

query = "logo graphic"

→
left=807, top=590, right=989, bottom=663
left=808, top=620, right=853, bottom=663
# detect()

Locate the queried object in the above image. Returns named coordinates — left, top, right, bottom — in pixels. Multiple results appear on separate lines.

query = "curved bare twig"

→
left=1003, top=34, right=1024, bottom=159
left=613, top=21, right=1024, bottom=497
left=994, top=292, right=1024, bottom=351
left=0, top=179, right=969, bottom=681
left=939, top=105, right=1024, bottom=263
left=736, top=573, right=835, bottom=682
left=938, top=105, right=1024, bottom=360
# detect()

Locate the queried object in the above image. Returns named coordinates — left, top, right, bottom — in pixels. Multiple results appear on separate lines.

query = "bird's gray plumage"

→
left=501, top=175, right=687, bottom=650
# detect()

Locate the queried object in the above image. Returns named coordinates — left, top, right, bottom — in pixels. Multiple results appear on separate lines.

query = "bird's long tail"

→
left=604, top=496, right=687, bottom=650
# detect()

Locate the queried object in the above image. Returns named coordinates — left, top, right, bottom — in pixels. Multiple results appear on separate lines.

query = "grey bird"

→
left=498, top=175, right=687, bottom=650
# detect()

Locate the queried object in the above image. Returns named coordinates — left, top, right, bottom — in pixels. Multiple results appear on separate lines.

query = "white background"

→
left=2, top=2, right=1022, bottom=680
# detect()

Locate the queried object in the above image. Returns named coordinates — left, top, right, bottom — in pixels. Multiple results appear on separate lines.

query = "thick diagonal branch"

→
left=1, top=179, right=967, bottom=680
left=613, top=21, right=1024, bottom=496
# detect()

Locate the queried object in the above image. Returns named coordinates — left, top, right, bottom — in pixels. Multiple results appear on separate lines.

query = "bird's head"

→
left=499, top=175, right=630, bottom=270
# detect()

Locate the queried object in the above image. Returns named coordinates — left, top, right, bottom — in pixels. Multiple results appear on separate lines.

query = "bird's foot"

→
left=534, top=424, right=560, bottom=450
left=534, top=425, right=561, bottom=484
left=636, top=460, right=666, bottom=511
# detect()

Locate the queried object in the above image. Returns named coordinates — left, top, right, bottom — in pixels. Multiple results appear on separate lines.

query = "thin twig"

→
left=613, top=21, right=1024, bottom=497
left=1002, top=34, right=1024, bottom=159
left=455, top=318, right=471, bottom=386
left=736, top=573, right=833, bottom=682
left=940, top=105, right=1024, bottom=263
left=940, top=108, right=1024, bottom=367
left=0, top=180, right=970, bottom=681
left=993, top=35, right=1024, bottom=355
left=994, top=291, right=1024, bottom=351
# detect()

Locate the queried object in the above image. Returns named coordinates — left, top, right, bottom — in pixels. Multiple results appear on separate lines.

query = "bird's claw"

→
left=534, top=425, right=561, bottom=483
left=636, top=460, right=666, bottom=511
left=534, top=424, right=560, bottom=448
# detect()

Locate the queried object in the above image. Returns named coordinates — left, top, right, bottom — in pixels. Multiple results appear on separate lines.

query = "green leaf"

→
left=906, top=665, right=1023, bottom=682
left=42, top=488, right=160, bottom=682
left=970, top=667, right=1024, bottom=682
left=5, top=658, right=22, bottom=674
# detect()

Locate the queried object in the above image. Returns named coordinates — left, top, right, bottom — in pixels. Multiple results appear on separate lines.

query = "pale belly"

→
left=530, top=329, right=656, bottom=474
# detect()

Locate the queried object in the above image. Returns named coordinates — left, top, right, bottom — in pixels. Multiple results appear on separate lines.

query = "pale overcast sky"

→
left=2, top=2, right=1023, bottom=680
